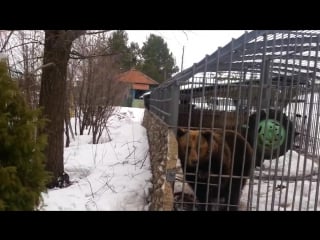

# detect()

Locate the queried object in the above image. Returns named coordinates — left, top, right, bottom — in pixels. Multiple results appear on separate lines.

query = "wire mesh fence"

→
left=148, top=30, right=320, bottom=211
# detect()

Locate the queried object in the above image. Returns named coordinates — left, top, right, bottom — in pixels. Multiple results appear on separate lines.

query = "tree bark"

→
left=39, top=30, right=85, bottom=187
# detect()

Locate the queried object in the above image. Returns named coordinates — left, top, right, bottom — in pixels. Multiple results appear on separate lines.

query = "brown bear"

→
left=177, top=128, right=253, bottom=211
left=177, top=107, right=249, bottom=131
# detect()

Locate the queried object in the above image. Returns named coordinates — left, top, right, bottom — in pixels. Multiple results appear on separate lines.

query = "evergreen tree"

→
left=140, top=34, right=179, bottom=83
left=107, top=30, right=141, bottom=71
left=0, top=60, right=50, bottom=210
left=128, top=41, right=142, bottom=69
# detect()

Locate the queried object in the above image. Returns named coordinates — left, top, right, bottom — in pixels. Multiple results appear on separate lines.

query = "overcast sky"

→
left=126, top=30, right=248, bottom=72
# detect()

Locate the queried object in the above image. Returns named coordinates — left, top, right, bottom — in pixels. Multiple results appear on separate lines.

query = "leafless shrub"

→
left=70, top=34, right=129, bottom=144
left=88, top=55, right=129, bottom=144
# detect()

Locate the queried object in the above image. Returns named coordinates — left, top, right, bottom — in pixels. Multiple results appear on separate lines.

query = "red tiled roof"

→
left=117, top=68, right=159, bottom=85
left=133, top=84, right=149, bottom=90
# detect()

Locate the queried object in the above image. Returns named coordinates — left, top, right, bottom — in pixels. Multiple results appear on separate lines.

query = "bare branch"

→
left=69, top=50, right=119, bottom=60
left=140, top=150, right=149, bottom=169
left=182, top=31, right=189, bottom=41
left=84, top=30, right=111, bottom=35
left=8, top=68, right=23, bottom=76
left=1, top=30, right=14, bottom=52
left=32, top=62, right=55, bottom=73
left=5, top=41, right=43, bottom=52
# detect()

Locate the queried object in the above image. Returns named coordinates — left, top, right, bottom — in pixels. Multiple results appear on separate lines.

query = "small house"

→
left=117, top=68, right=159, bottom=107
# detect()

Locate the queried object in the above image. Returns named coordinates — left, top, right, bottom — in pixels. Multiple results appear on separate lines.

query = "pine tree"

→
left=0, top=60, right=50, bottom=210
left=140, top=34, right=179, bottom=83
left=107, top=30, right=141, bottom=71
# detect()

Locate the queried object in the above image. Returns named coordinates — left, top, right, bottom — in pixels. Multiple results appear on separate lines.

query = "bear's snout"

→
left=187, top=148, right=199, bottom=167
left=189, top=157, right=198, bottom=167
left=189, top=158, right=198, bottom=166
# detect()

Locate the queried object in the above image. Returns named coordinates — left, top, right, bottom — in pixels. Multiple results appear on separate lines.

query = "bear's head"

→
left=177, top=128, right=216, bottom=168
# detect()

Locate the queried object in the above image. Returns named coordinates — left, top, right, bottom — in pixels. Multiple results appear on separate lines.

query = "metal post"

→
left=181, top=46, right=185, bottom=72
left=261, top=58, right=271, bottom=109
left=168, top=82, right=180, bottom=134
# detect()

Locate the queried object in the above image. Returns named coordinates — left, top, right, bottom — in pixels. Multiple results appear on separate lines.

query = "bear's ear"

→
left=177, top=128, right=187, bottom=138
left=201, top=130, right=212, bottom=142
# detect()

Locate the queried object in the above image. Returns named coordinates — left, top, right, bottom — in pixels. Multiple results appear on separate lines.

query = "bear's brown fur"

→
left=178, top=108, right=249, bottom=131
left=177, top=128, right=253, bottom=211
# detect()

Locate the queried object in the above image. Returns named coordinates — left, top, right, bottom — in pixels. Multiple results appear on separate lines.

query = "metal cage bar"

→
left=148, top=30, right=320, bottom=211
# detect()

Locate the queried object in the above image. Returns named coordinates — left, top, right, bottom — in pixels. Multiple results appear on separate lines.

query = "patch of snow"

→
left=40, top=107, right=152, bottom=211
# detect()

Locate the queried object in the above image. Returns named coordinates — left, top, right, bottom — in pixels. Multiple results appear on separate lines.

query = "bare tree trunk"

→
left=68, top=118, right=75, bottom=139
left=80, top=59, right=93, bottom=135
left=65, top=67, right=72, bottom=148
left=39, top=30, right=85, bottom=188
left=74, top=107, right=78, bottom=135
left=64, top=96, right=75, bottom=147
left=65, top=115, right=70, bottom=148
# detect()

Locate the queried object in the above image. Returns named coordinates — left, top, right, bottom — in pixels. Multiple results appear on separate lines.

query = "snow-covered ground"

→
left=240, top=150, right=320, bottom=211
left=39, top=107, right=152, bottom=211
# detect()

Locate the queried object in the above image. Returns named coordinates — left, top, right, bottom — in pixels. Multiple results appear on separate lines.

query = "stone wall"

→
left=142, top=110, right=178, bottom=211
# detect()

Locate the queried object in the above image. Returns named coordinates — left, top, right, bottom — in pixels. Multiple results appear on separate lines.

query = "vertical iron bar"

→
left=225, top=38, right=237, bottom=210
left=236, top=31, right=249, bottom=211
left=169, top=82, right=180, bottom=131
left=291, top=32, right=306, bottom=211
left=270, top=31, right=286, bottom=211
left=180, top=64, right=197, bottom=210
left=283, top=30, right=300, bottom=211
left=306, top=33, right=320, bottom=210
left=247, top=30, right=259, bottom=211
left=276, top=31, right=294, bottom=211
left=263, top=31, right=278, bottom=211
left=255, top=31, right=270, bottom=210
left=195, top=56, right=208, bottom=210
left=299, top=34, right=315, bottom=210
